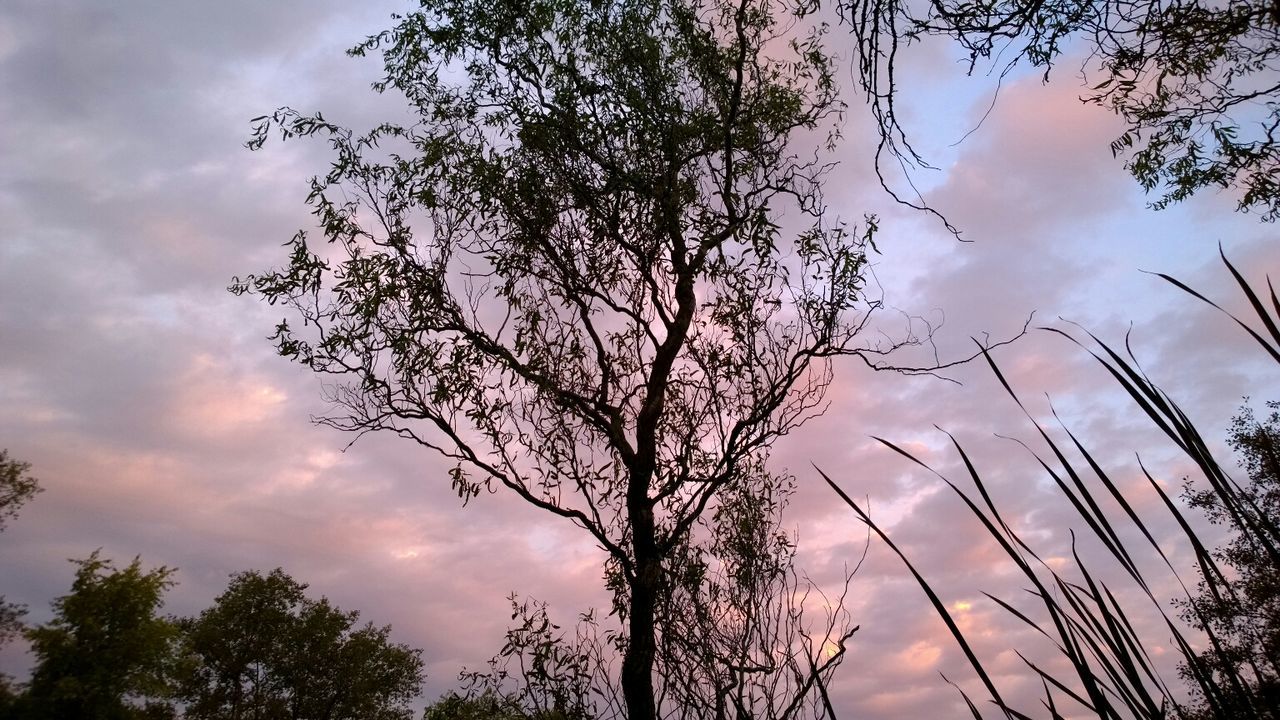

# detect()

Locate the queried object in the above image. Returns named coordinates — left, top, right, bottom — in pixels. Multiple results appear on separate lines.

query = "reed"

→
left=824, top=249, right=1280, bottom=719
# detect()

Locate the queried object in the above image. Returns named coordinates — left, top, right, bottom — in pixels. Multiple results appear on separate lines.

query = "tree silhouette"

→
left=176, top=569, right=423, bottom=720
left=21, top=552, right=178, bottom=720
left=233, top=0, right=957, bottom=715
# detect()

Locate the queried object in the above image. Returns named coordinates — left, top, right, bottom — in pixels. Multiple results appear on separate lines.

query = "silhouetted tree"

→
left=653, top=471, right=856, bottom=719
left=424, top=691, right=584, bottom=720
left=424, top=692, right=527, bottom=720
left=19, top=552, right=178, bottom=720
left=234, top=0, right=959, bottom=715
left=0, top=451, right=39, bottom=533
left=176, top=569, right=423, bottom=720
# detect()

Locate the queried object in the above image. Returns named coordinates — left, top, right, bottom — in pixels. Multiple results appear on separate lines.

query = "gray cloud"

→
left=1, top=2, right=1276, bottom=717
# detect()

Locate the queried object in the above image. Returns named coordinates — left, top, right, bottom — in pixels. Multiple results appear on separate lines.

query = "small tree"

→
left=235, top=0, right=933, bottom=716
left=176, top=569, right=423, bottom=720
left=21, top=552, right=178, bottom=720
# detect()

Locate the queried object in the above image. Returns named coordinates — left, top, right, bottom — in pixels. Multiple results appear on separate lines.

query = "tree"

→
left=424, top=691, right=542, bottom=720
left=0, top=594, right=25, bottom=656
left=20, top=552, right=178, bottom=720
left=0, top=451, right=40, bottom=533
left=0, top=451, right=41, bottom=651
left=0, top=452, right=40, bottom=715
left=234, top=0, right=938, bottom=716
left=840, top=0, right=1280, bottom=221
left=1181, top=400, right=1280, bottom=717
left=424, top=690, right=593, bottom=720
left=457, top=597, right=605, bottom=719
left=176, top=568, right=423, bottom=720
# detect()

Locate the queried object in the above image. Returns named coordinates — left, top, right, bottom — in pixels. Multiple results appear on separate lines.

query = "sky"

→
left=0, top=1, right=1277, bottom=718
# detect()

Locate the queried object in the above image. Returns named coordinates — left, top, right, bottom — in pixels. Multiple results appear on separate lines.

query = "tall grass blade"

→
left=831, top=249, right=1279, bottom=719
left=818, top=467, right=1017, bottom=719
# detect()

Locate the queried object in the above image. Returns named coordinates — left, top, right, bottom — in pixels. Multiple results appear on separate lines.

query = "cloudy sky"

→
left=1, top=1, right=1277, bottom=717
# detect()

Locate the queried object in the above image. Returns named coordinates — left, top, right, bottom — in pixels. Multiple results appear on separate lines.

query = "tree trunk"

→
left=621, top=493, right=659, bottom=720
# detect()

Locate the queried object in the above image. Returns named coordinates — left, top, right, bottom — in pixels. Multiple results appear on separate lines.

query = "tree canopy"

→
left=19, top=552, right=178, bottom=720
left=176, top=569, right=424, bottom=720
left=424, top=691, right=546, bottom=720
left=841, top=0, right=1280, bottom=221
left=2, top=560, right=422, bottom=720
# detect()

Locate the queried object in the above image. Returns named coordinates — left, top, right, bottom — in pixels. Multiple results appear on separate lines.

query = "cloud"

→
left=1, top=2, right=1277, bottom=717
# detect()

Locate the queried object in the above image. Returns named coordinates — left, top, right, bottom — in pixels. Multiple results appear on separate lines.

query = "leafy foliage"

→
left=176, top=569, right=423, bottom=720
left=448, top=597, right=606, bottom=719
left=0, top=451, right=39, bottom=709
left=0, top=451, right=40, bottom=533
left=654, top=469, right=856, bottom=719
left=20, top=552, right=178, bottom=720
left=424, top=689, right=594, bottom=720
left=841, top=0, right=1280, bottom=221
left=3, top=561, right=421, bottom=720
left=424, top=691, right=539, bottom=720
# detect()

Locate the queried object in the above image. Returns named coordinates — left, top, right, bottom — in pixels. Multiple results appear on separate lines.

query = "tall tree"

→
left=21, top=552, right=178, bottom=720
left=840, top=0, right=1280, bottom=221
left=236, top=0, right=924, bottom=715
left=176, top=569, right=423, bottom=720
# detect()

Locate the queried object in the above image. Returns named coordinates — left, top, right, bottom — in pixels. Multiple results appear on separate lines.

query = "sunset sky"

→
left=1, top=1, right=1277, bottom=717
